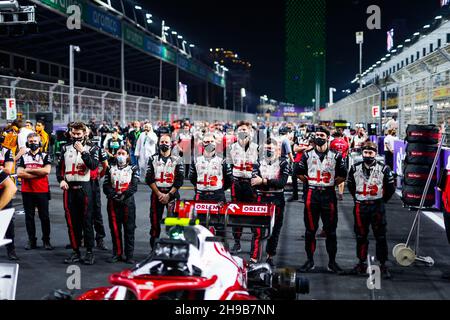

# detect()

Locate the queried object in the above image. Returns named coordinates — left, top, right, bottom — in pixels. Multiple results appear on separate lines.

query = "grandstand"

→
left=321, top=8, right=450, bottom=144
left=0, top=0, right=250, bottom=124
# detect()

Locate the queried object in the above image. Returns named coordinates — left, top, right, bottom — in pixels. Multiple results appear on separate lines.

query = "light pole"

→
left=69, top=45, right=80, bottom=122
left=160, top=21, right=170, bottom=100
left=329, top=87, right=336, bottom=106
left=222, top=66, right=228, bottom=110
left=188, top=43, right=195, bottom=58
left=215, top=62, right=228, bottom=110
left=240, top=88, right=246, bottom=113
left=356, top=32, right=364, bottom=90
left=312, top=98, right=318, bottom=123
left=121, top=35, right=126, bottom=127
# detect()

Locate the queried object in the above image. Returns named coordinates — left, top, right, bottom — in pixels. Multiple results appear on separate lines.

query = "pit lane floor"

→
left=2, top=175, right=450, bottom=300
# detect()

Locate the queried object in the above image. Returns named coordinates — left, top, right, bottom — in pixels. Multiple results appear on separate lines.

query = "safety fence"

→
left=320, top=67, right=450, bottom=145
left=0, top=75, right=256, bottom=125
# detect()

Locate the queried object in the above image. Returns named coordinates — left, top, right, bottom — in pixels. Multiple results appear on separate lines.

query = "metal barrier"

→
left=0, top=75, right=256, bottom=125
left=320, top=66, right=450, bottom=146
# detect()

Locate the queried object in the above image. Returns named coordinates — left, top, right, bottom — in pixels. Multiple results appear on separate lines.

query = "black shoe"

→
left=380, top=264, right=392, bottom=280
left=25, top=240, right=37, bottom=250
left=327, top=261, right=344, bottom=274
left=231, top=242, right=242, bottom=254
left=125, top=257, right=136, bottom=265
left=298, top=260, right=315, bottom=273
left=107, top=255, right=123, bottom=263
left=7, top=250, right=19, bottom=261
left=266, top=257, right=275, bottom=268
left=287, top=196, right=299, bottom=202
left=64, top=251, right=81, bottom=264
left=96, top=239, right=108, bottom=251
left=150, top=238, right=155, bottom=251
left=348, top=262, right=367, bottom=275
left=83, top=252, right=95, bottom=265
left=43, top=241, right=54, bottom=251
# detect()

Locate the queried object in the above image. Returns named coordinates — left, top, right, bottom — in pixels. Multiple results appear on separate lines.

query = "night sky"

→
left=143, top=0, right=442, bottom=104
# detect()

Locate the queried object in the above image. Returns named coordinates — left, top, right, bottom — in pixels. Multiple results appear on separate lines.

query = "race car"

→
left=72, top=201, right=309, bottom=300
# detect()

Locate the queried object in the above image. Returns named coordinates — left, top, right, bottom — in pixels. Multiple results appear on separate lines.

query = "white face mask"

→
left=117, top=155, right=127, bottom=166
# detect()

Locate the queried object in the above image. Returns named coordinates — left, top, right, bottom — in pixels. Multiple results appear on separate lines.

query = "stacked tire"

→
left=402, top=124, right=441, bottom=208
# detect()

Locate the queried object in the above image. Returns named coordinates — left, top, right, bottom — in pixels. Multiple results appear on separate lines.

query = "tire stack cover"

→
left=403, top=164, right=437, bottom=188
left=406, top=125, right=441, bottom=145
left=401, top=124, right=441, bottom=208
left=405, top=144, right=438, bottom=166
left=402, top=185, right=436, bottom=207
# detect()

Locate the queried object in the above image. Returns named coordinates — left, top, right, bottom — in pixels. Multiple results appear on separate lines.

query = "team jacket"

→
left=145, top=153, right=184, bottom=190
left=348, top=161, right=395, bottom=202
left=17, top=151, right=51, bottom=193
left=297, top=149, right=347, bottom=187
left=227, top=141, right=259, bottom=179
left=103, top=164, right=139, bottom=202
left=0, top=147, right=13, bottom=169
left=438, top=169, right=450, bottom=212
left=189, top=154, right=232, bottom=192
left=252, top=157, right=290, bottom=194
left=56, top=142, right=99, bottom=183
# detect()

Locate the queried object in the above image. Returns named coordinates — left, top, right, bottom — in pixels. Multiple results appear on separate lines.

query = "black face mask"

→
left=238, top=132, right=249, bottom=141
left=204, top=144, right=215, bottom=153
left=28, top=143, right=40, bottom=151
left=159, top=144, right=170, bottom=153
left=315, top=137, right=327, bottom=147
left=265, top=150, right=274, bottom=158
left=363, top=157, right=376, bottom=165
left=73, top=137, right=84, bottom=143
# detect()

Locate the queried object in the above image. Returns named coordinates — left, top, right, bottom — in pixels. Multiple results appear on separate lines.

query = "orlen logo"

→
left=194, top=203, right=219, bottom=213
left=242, top=206, right=268, bottom=214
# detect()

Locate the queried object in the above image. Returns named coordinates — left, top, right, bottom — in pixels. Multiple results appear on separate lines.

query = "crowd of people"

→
left=0, top=117, right=448, bottom=280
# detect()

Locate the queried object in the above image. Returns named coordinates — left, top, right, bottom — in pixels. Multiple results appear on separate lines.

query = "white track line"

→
left=395, top=190, right=445, bottom=230
left=422, top=211, right=446, bottom=230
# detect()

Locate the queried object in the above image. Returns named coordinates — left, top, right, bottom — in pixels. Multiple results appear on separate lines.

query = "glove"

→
left=107, top=192, right=117, bottom=200
left=113, top=194, right=125, bottom=202
left=112, top=193, right=120, bottom=200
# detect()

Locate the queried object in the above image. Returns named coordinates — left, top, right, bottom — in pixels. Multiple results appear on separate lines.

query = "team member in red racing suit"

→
left=330, top=130, right=350, bottom=201
left=347, top=142, right=395, bottom=279
left=438, top=164, right=450, bottom=280
left=145, top=133, right=184, bottom=249
left=17, top=133, right=53, bottom=251
left=0, top=139, right=17, bottom=260
left=103, top=148, right=139, bottom=264
left=296, top=126, right=347, bottom=273
left=189, top=133, right=232, bottom=237
left=251, top=137, right=290, bottom=266
left=227, top=121, right=259, bottom=254
left=189, top=133, right=232, bottom=203
left=56, top=122, right=100, bottom=265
